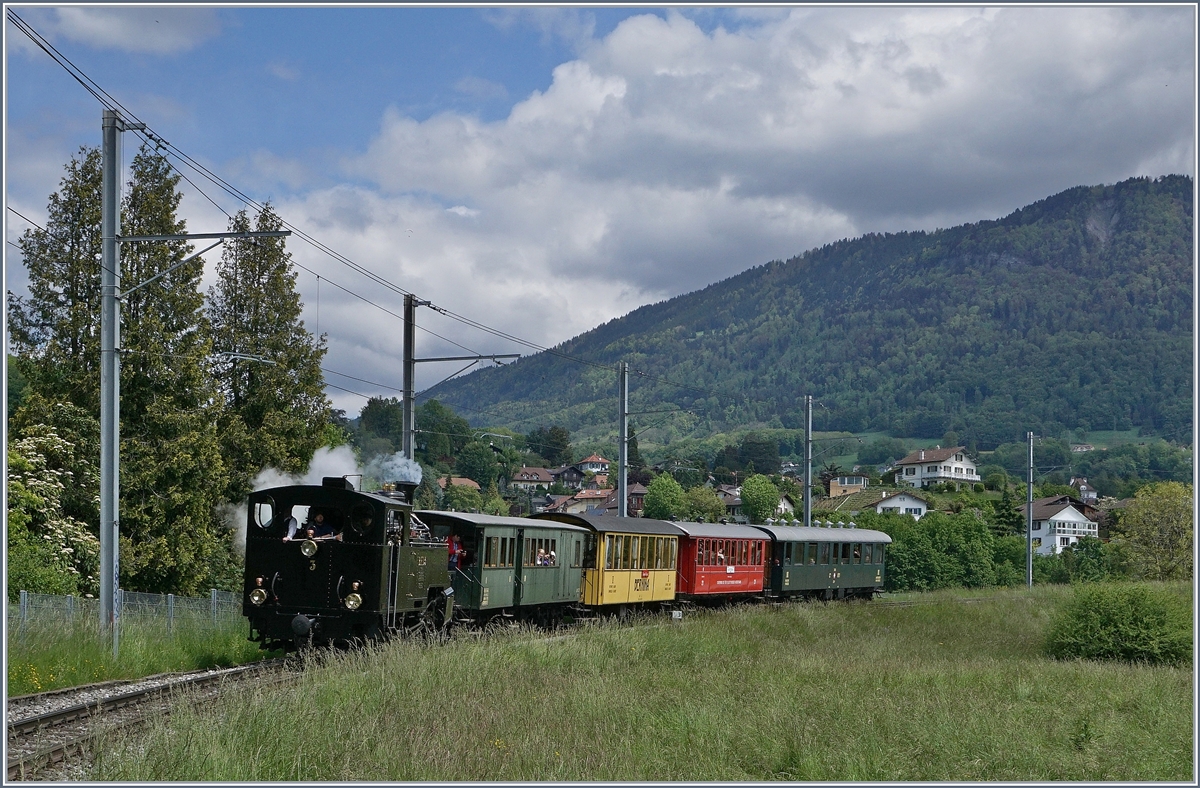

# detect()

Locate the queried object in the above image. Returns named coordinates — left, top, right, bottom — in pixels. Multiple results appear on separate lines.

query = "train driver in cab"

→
left=305, top=510, right=342, bottom=542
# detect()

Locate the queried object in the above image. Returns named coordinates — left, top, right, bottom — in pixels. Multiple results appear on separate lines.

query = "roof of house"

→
left=579, top=454, right=610, bottom=464
left=437, top=476, right=481, bottom=490
left=512, top=467, right=554, bottom=483
left=894, top=446, right=968, bottom=466
left=550, top=465, right=583, bottom=476
left=875, top=490, right=933, bottom=508
left=813, top=488, right=896, bottom=513
left=573, top=489, right=610, bottom=501
left=1019, top=496, right=1096, bottom=521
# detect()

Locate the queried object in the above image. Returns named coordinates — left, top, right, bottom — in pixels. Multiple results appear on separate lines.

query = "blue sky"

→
left=5, top=6, right=1195, bottom=416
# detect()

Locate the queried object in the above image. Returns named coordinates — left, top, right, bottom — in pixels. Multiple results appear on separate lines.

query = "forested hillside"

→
left=434, top=175, right=1192, bottom=449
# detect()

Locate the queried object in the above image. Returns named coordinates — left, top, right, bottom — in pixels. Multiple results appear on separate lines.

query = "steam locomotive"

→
left=242, top=478, right=891, bottom=651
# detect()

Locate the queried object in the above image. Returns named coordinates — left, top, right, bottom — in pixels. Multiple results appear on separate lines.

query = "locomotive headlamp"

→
left=344, top=592, right=363, bottom=610
left=249, top=588, right=269, bottom=606
left=300, top=539, right=319, bottom=557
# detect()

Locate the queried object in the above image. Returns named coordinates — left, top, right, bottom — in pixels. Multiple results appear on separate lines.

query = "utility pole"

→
left=804, top=394, right=813, bottom=528
left=403, top=294, right=417, bottom=461
left=618, top=361, right=628, bottom=518
left=400, top=295, right=516, bottom=467
left=99, top=109, right=288, bottom=656
left=100, top=109, right=134, bottom=655
left=1027, top=431, right=1034, bottom=588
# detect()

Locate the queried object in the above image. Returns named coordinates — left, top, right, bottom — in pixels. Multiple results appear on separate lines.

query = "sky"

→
left=4, top=5, right=1196, bottom=417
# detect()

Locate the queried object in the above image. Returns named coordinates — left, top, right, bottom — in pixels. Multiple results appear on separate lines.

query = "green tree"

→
left=684, top=485, right=726, bottom=523
left=456, top=441, right=499, bottom=488
left=986, top=486, right=1024, bottom=537
left=818, top=462, right=844, bottom=496
left=443, top=481, right=483, bottom=512
left=740, top=474, right=781, bottom=524
left=739, top=433, right=779, bottom=474
left=357, top=396, right=404, bottom=457
left=643, top=473, right=687, bottom=520
left=117, top=148, right=233, bottom=594
left=415, top=400, right=471, bottom=465
left=9, top=147, right=104, bottom=410
left=1114, top=481, right=1193, bottom=580
left=528, top=425, right=572, bottom=467
left=482, top=480, right=509, bottom=516
left=208, top=205, right=330, bottom=503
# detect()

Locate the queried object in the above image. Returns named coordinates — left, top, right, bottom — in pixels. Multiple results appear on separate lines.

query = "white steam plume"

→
left=220, top=445, right=368, bottom=554
left=364, top=451, right=424, bottom=486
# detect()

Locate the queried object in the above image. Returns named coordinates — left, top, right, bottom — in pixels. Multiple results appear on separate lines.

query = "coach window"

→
left=841, top=543, right=852, bottom=564
left=653, top=538, right=662, bottom=570
left=807, top=543, right=818, bottom=565
left=783, top=543, right=792, bottom=565
left=629, top=536, right=640, bottom=570
left=818, top=543, right=830, bottom=564
left=853, top=543, right=862, bottom=564
left=621, top=536, right=632, bottom=570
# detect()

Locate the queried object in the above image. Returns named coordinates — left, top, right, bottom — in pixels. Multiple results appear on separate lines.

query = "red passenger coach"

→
left=673, top=522, right=769, bottom=600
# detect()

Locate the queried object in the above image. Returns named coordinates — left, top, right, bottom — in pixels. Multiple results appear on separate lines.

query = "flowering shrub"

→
left=7, top=429, right=99, bottom=599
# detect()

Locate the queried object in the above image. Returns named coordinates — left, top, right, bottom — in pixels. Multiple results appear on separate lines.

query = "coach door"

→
left=512, top=528, right=526, bottom=609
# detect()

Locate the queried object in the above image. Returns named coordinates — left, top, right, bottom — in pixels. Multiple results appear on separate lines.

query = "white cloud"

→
left=9, top=7, right=1193, bottom=415
left=329, top=7, right=1191, bottom=319
left=26, top=7, right=222, bottom=55
left=268, top=61, right=300, bottom=81
left=453, top=75, right=508, bottom=101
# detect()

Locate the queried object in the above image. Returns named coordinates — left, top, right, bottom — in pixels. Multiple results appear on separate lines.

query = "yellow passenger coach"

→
left=532, top=513, right=681, bottom=609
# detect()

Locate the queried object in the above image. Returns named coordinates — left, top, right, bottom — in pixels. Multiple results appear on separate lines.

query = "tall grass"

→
left=93, top=584, right=1193, bottom=781
left=7, top=615, right=276, bottom=695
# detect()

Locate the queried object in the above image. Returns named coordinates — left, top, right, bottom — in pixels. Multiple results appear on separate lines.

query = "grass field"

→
left=6, top=616, right=277, bottom=695
left=92, top=584, right=1193, bottom=781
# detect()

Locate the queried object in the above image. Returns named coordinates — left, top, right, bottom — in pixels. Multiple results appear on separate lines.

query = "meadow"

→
left=7, top=615, right=276, bottom=695
left=92, top=583, right=1193, bottom=781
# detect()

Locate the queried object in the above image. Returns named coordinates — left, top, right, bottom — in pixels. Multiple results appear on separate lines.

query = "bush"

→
left=1045, top=583, right=1192, bottom=666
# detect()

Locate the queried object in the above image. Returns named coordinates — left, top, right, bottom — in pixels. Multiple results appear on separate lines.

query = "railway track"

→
left=6, top=659, right=294, bottom=781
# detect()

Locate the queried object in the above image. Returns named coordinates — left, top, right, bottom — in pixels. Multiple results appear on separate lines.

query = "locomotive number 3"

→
left=309, top=561, right=317, bottom=571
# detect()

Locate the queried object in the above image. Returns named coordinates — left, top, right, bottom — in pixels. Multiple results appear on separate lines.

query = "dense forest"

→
left=433, top=176, right=1192, bottom=450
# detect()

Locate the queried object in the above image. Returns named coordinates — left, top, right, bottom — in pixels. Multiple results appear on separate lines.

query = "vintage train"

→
left=242, top=478, right=891, bottom=651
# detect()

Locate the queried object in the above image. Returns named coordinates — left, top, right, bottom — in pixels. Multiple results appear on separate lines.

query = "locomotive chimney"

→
left=394, top=480, right=419, bottom=504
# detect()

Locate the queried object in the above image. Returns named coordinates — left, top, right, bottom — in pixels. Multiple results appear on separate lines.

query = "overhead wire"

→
left=8, top=8, right=751, bottom=413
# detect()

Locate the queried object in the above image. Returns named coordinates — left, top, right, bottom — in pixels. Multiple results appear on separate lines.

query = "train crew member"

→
left=448, top=535, right=464, bottom=572
left=282, top=515, right=300, bottom=542
left=306, top=511, right=340, bottom=541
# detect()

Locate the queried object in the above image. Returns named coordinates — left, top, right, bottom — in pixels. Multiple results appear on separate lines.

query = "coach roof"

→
left=531, top=512, right=683, bottom=536
left=418, top=511, right=588, bottom=533
left=749, top=525, right=892, bottom=543
left=670, top=521, right=770, bottom=540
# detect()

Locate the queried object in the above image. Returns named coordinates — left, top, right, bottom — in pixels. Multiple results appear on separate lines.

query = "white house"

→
left=576, top=454, right=611, bottom=474
left=510, top=466, right=554, bottom=493
left=875, top=491, right=932, bottom=520
left=893, top=446, right=979, bottom=489
left=1019, top=497, right=1099, bottom=555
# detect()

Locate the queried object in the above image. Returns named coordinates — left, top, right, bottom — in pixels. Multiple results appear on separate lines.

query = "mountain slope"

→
left=430, top=175, right=1193, bottom=449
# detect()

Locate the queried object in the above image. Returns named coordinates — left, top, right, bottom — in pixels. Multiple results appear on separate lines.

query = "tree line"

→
left=7, top=146, right=330, bottom=600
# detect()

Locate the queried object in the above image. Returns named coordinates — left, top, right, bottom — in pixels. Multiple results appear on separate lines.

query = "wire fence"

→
left=8, top=589, right=242, bottom=637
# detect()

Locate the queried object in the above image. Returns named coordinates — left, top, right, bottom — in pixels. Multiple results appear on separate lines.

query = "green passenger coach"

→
left=749, top=525, right=891, bottom=600
left=416, top=512, right=588, bottom=625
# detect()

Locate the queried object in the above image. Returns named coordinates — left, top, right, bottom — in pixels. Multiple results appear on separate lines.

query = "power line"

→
left=8, top=9, right=756, bottom=417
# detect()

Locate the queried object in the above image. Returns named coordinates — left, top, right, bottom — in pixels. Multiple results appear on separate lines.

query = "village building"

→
left=893, top=446, right=979, bottom=488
